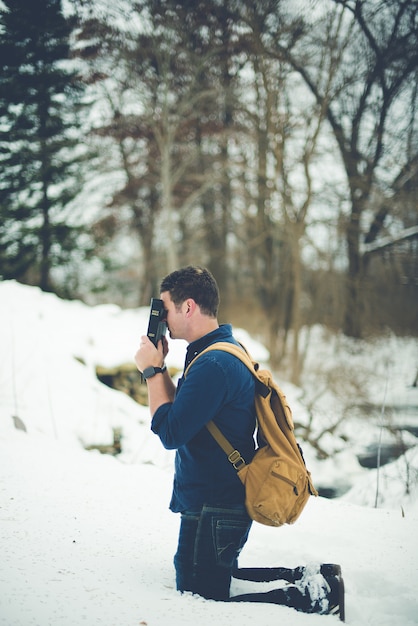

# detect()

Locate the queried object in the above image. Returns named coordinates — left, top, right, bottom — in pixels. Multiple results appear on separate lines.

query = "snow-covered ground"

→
left=1, top=280, right=417, bottom=626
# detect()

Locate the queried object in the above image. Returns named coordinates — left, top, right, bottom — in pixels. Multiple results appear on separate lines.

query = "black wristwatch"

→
left=142, top=365, right=167, bottom=380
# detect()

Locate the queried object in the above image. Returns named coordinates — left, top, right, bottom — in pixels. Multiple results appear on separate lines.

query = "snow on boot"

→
left=295, top=562, right=345, bottom=621
left=233, top=562, right=342, bottom=584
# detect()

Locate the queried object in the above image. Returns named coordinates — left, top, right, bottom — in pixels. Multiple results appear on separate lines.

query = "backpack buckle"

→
left=228, top=450, right=246, bottom=470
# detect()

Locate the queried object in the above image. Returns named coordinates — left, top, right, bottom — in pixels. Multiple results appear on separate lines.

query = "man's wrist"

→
left=142, top=364, right=167, bottom=380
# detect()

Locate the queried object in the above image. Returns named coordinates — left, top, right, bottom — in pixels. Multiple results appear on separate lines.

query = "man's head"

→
left=160, top=266, right=219, bottom=317
left=159, top=266, right=220, bottom=343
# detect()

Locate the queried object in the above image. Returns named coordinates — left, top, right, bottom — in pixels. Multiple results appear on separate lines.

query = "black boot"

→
left=231, top=564, right=345, bottom=622
left=294, top=564, right=345, bottom=622
left=233, top=562, right=342, bottom=584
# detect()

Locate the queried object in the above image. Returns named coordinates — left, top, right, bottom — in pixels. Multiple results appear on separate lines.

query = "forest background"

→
left=0, top=0, right=417, bottom=380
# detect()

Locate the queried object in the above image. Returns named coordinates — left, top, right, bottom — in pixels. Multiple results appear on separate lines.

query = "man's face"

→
left=160, top=291, right=186, bottom=340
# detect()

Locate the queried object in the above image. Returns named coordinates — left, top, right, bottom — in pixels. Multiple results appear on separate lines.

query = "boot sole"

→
left=327, top=574, right=345, bottom=622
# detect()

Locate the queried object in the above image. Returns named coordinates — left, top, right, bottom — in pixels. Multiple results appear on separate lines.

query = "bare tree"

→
left=231, top=2, right=342, bottom=377
left=256, top=0, right=418, bottom=337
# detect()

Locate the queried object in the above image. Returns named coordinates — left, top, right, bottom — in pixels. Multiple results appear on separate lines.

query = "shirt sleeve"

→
left=150, top=354, right=230, bottom=450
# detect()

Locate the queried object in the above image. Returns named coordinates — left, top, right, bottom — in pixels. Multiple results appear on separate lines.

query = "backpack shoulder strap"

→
left=206, top=420, right=246, bottom=470
left=184, top=341, right=269, bottom=397
left=183, top=340, right=251, bottom=375
left=183, top=341, right=263, bottom=471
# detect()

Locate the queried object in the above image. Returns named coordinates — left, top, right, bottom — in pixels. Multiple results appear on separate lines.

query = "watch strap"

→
left=143, top=365, right=167, bottom=380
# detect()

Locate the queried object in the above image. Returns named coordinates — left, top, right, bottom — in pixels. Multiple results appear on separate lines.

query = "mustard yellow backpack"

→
left=185, top=341, right=318, bottom=527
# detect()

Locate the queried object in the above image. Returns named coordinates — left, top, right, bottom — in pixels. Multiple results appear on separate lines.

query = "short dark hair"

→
left=160, top=266, right=219, bottom=317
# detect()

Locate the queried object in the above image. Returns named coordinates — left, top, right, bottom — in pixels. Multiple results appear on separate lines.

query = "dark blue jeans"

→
left=174, top=504, right=316, bottom=609
left=174, top=504, right=252, bottom=601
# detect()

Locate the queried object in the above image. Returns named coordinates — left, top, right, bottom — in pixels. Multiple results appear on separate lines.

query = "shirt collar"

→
left=184, top=324, right=233, bottom=369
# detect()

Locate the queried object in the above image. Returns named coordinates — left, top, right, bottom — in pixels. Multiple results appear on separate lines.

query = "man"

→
left=134, top=266, right=344, bottom=619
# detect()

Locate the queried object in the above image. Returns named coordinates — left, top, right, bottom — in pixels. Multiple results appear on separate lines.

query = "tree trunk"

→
left=289, top=224, right=304, bottom=385
left=40, top=178, right=51, bottom=292
left=343, top=195, right=365, bottom=338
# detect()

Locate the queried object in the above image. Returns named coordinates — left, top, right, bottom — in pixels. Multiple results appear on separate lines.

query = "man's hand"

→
left=134, top=335, right=175, bottom=414
left=134, top=335, right=166, bottom=373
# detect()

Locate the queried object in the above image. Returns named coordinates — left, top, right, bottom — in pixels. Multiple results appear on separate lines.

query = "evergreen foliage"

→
left=0, top=0, right=91, bottom=291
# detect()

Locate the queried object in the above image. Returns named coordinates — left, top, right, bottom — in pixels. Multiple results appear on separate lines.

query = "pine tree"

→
left=0, top=0, right=90, bottom=291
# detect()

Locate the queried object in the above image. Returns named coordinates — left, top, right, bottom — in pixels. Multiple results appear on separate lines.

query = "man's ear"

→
left=184, top=298, right=197, bottom=318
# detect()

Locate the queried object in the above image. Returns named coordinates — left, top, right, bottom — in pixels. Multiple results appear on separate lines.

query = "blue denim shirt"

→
left=151, top=324, right=256, bottom=513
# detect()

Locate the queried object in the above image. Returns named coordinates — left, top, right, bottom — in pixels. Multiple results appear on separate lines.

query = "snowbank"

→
left=1, top=280, right=417, bottom=625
